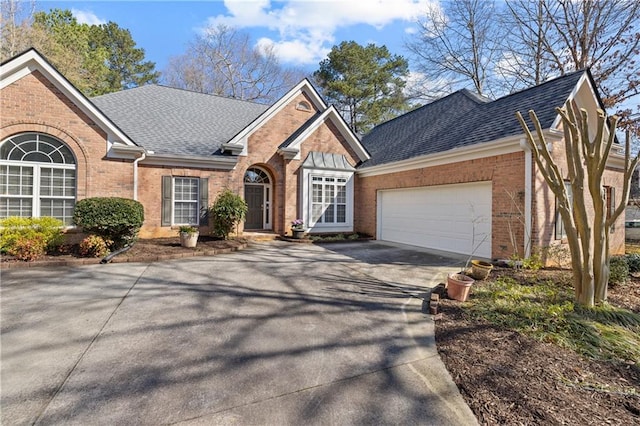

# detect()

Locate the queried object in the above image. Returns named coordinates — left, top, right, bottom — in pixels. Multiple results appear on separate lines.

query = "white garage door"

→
left=378, top=182, right=492, bottom=258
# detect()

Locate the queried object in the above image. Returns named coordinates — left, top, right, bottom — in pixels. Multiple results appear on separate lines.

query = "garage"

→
left=378, top=181, right=492, bottom=258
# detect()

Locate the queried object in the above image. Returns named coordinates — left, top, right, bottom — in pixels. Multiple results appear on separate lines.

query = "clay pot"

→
left=447, top=273, right=475, bottom=302
left=470, top=260, right=493, bottom=280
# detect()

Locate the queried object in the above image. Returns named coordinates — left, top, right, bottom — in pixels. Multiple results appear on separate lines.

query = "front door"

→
left=245, top=185, right=264, bottom=229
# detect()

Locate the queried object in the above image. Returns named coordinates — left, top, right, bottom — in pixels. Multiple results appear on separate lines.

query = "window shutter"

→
left=199, top=178, right=209, bottom=226
left=161, top=176, right=172, bottom=227
left=610, top=186, right=616, bottom=231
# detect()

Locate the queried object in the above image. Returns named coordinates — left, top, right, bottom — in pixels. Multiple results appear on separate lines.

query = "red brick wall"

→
left=1, top=71, right=134, bottom=202
left=355, top=152, right=526, bottom=259
left=531, top=138, right=625, bottom=258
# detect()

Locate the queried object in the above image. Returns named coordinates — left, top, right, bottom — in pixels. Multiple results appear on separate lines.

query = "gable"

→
left=222, top=79, right=369, bottom=162
left=1, top=49, right=135, bottom=150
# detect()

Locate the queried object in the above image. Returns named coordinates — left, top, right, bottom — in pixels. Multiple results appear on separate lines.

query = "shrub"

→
left=209, top=189, right=247, bottom=239
left=0, top=216, right=64, bottom=254
left=73, top=197, right=144, bottom=249
left=626, top=253, right=640, bottom=274
left=609, top=256, right=629, bottom=285
left=79, top=235, right=111, bottom=258
left=8, top=235, right=47, bottom=261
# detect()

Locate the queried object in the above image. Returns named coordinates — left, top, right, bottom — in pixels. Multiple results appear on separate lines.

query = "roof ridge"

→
left=92, top=83, right=272, bottom=107
left=486, top=69, right=585, bottom=105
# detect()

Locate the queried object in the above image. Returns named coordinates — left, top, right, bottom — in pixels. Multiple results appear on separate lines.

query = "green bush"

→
left=609, top=256, right=629, bottom=285
left=209, top=189, right=247, bottom=239
left=73, top=197, right=144, bottom=249
left=626, top=253, right=640, bottom=274
left=0, top=216, right=64, bottom=254
left=79, top=235, right=111, bottom=258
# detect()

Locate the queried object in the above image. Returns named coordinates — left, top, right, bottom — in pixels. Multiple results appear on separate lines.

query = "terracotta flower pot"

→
left=447, top=273, right=475, bottom=302
left=470, top=259, right=493, bottom=280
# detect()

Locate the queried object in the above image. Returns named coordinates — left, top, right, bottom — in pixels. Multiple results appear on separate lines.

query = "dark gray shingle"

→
left=91, top=85, right=269, bottom=156
left=359, top=71, right=585, bottom=168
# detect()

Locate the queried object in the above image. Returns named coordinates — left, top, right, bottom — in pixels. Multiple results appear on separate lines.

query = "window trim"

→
left=301, top=168, right=353, bottom=232
left=162, top=176, right=208, bottom=227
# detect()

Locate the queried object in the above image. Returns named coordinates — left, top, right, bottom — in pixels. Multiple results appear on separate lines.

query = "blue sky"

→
left=37, top=0, right=433, bottom=74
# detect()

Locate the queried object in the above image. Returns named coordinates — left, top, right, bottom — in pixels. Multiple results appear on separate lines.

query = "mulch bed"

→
left=1, top=236, right=248, bottom=268
left=434, top=270, right=640, bottom=425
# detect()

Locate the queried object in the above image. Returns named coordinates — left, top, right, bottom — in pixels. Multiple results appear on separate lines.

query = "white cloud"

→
left=71, top=9, right=106, bottom=26
left=205, top=0, right=440, bottom=66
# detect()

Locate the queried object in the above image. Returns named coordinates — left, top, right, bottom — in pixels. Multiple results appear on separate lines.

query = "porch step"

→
left=242, top=231, right=279, bottom=241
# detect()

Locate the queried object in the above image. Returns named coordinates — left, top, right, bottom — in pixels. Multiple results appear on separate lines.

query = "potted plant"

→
left=179, top=225, right=199, bottom=248
left=447, top=273, right=475, bottom=302
left=291, top=219, right=305, bottom=239
left=470, top=259, right=493, bottom=280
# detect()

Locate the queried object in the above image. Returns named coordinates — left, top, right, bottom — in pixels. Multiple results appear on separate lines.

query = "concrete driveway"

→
left=1, top=240, right=477, bottom=425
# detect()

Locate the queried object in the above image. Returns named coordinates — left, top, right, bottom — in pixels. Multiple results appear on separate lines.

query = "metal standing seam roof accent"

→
left=91, top=85, right=269, bottom=157
left=302, top=151, right=356, bottom=171
left=358, top=70, right=586, bottom=169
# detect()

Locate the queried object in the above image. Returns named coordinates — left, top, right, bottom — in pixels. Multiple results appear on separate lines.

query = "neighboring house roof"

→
left=359, top=70, right=586, bottom=168
left=91, top=85, right=269, bottom=156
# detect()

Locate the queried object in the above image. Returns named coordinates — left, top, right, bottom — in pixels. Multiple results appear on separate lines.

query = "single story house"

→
left=1, top=49, right=626, bottom=259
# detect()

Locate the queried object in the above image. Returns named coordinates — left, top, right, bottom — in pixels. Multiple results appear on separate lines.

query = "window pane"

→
left=1, top=165, right=33, bottom=195
left=323, top=204, right=334, bottom=223
left=174, top=202, right=198, bottom=224
left=312, top=184, right=323, bottom=203
left=337, top=205, right=346, bottom=223
left=174, top=178, right=198, bottom=202
left=312, top=204, right=323, bottom=223
left=40, top=198, right=74, bottom=226
left=0, top=198, right=32, bottom=218
left=336, top=185, right=346, bottom=204
left=324, top=185, right=334, bottom=204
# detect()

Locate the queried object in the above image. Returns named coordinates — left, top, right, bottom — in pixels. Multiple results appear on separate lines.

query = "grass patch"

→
left=468, top=276, right=640, bottom=366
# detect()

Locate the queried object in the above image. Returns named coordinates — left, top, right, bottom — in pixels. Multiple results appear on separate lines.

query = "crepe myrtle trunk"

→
left=516, top=106, right=639, bottom=307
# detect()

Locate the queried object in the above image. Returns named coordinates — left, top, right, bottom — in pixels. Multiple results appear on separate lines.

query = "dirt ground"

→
left=435, top=269, right=640, bottom=425
left=0, top=236, right=248, bottom=266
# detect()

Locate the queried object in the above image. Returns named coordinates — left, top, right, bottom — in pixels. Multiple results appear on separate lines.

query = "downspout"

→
left=133, top=151, right=146, bottom=201
left=520, top=139, right=532, bottom=258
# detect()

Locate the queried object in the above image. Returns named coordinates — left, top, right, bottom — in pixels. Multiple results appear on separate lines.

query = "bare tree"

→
left=0, top=0, right=36, bottom=60
left=164, top=24, right=306, bottom=104
left=505, top=0, right=640, bottom=133
left=517, top=106, right=639, bottom=307
left=406, top=0, right=504, bottom=99
left=497, top=0, right=560, bottom=91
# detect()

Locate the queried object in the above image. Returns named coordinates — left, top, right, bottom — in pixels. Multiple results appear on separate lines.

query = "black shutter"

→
left=161, top=176, right=172, bottom=226
left=199, top=178, right=209, bottom=226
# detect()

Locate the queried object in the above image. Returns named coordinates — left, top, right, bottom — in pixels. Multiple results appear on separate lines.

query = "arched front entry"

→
left=244, top=167, right=272, bottom=230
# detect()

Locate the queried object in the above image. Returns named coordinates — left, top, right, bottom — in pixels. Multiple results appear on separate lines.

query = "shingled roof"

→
left=92, top=85, right=269, bottom=156
left=359, top=70, right=586, bottom=168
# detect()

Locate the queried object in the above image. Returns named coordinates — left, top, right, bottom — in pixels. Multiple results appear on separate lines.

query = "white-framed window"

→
left=0, top=133, right=76, bottom=225
left=173, top=177, right=199, bottom=225
left=311, top=176, right=348, bottom=224
left=161, top=176, right=208, bottom=227
left=302, top=168, right=353, bottom=232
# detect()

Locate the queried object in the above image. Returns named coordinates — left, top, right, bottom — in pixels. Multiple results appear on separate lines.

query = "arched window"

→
left=0, top=133, right=76, bottom=225
left=244, top=167, right=270, bottom=184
